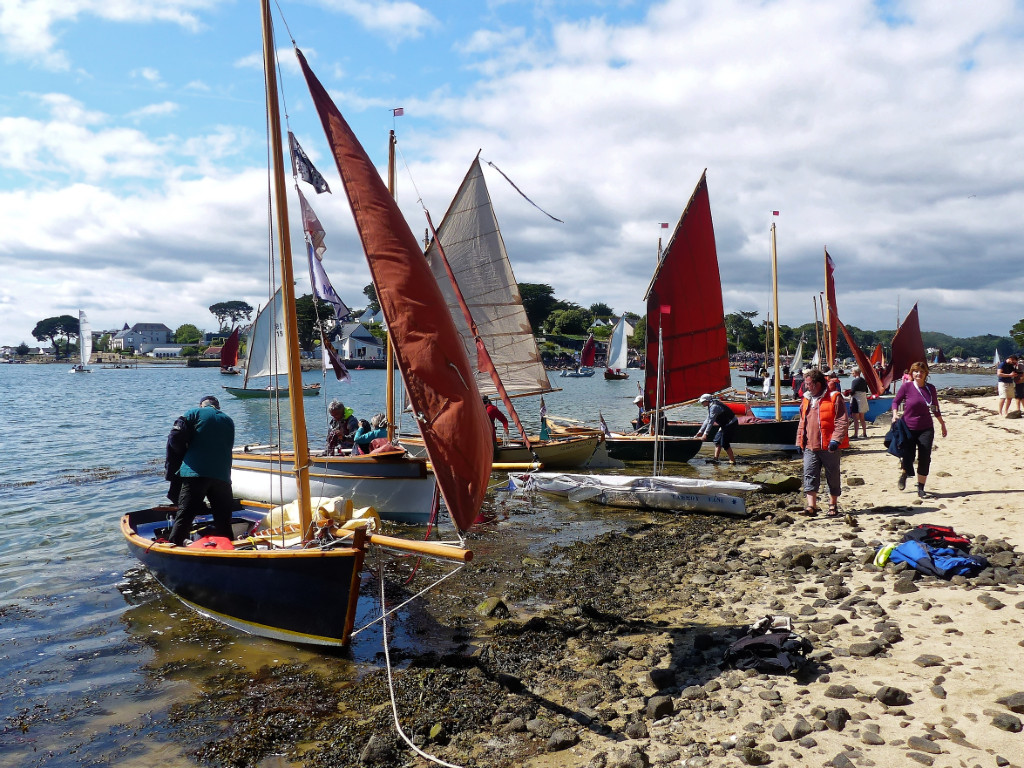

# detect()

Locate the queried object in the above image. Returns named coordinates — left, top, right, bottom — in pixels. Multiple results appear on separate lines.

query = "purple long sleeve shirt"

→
left=892, top=381, right=940, bottom=431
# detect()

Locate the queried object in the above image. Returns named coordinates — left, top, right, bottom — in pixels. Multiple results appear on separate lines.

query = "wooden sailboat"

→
left=603, top=317, right=631, bottom=379
left=222, top=290, right=321, bottom=398
left=561, top=334, right=597, bottom=377
left=69, top=310, right=92, bottom=373
left=219, top=326, right=242, bottom=374
left=644, top=173, right=798, bottom=453
left=122, top=2, right=488, bottom=647
left=399, top=155, right=599, bottom=469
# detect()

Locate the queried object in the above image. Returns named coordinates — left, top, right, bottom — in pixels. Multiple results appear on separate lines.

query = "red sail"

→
left=580, top=334, right=596, bottom=367
left=824, top=251, right=839, bottom=369
left=297, top=49, right=491, bottom=532
left=881, top=304, right=926, bottom=390
left=836, top=319, right=885, bottom=396
left=220, top=327, right=240, bottom=368
left=870, top=343, right=885, bottom=367
left=643, top=171, right=730, bottom=408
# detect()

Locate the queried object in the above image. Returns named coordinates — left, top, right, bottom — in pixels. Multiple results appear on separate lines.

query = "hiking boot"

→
left=898, top=472, right=907, bottom=491
left=917, top=485, right=927, bottom=499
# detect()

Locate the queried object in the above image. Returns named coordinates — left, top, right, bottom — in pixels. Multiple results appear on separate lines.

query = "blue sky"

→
left=2, top=0, right=1023, bottom=346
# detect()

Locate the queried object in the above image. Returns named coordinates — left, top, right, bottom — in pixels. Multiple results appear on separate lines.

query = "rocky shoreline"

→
left=162, top=395, right=1024, bottom=768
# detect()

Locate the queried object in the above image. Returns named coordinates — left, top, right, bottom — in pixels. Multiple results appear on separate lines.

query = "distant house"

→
left=203, top=345, right=224, bottom=359
left=148, top=347, right=184, bottom=359
left=111, top=323, right=173, bottom=354
left=356, top=307, right=376, bottom=323
left=334, top=322, right=385, bottom=360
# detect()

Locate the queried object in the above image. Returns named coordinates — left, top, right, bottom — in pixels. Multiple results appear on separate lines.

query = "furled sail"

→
left=297, top=49, right=491, bottom=532
left=244, top=289, right=288, bottom=383
left=424, top=155, right=551, bottom=397
left=79, top=311, right=92, bottom=367
left=643, top=171, right=731, bottom=408
left=606, top=317, right=629, bottom=371
left=221, top=327, right=240, bottom=368
left=824, top=251, right=839, bottom=369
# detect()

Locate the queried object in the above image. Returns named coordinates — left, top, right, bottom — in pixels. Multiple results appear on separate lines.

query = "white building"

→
left=333, top=322, right=385, bottom=360
left=111, top=323, right=174, bottom=353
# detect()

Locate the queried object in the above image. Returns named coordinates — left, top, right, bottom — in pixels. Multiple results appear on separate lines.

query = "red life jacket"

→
left=800, top=390, right=850, bottom=450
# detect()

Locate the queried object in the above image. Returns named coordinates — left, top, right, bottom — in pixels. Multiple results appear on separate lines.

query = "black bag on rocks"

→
left=721, top=616, right=813, bottom=675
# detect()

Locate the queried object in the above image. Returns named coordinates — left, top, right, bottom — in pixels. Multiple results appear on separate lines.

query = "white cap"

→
left=698, top=393, right=712, bottom=404
left=633, top=395, right=644, bottom=405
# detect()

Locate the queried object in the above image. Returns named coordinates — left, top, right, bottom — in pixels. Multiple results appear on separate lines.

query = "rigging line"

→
left=482, top=158, right=564, bottom=223
left=351, top=561, right=466, bottom=637
left=378, top=569, right=466, bottom=768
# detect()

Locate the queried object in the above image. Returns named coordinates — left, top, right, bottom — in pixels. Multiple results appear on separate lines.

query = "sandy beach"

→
left=508, top=392, right=1024, bottom=768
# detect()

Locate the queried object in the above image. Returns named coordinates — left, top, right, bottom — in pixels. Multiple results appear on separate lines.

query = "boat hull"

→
left=747, top=404, right=801, bottom=420
left=223, top=383, right=322, bottom=398
left=604, top=435, right=702, bottom=463
left=401, top=434, right=600, bottom=469
left=604, top=370, right=630, bottom=380
left=665, top=419, right=799, bottom=453
left=863, top=396, right=894, bottom=423
left=122, top=507, right=365, bottom=646
left=231, top=451, right=435, bottom=524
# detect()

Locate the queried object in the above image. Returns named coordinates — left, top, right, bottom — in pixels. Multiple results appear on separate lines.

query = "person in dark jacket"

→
left=326, top=399, right=359, bottom=455
left=695, top=393, right=737, bottom=464
left=167, top=395, right=236, bottom=546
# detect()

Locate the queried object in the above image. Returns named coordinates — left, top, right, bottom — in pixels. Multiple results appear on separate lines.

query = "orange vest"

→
left=800, top=391, right=850, bottom=450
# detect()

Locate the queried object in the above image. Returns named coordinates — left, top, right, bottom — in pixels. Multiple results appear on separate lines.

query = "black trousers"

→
left=169, top=476, right=235, bottom=546
left=900, top=428, right=935, bottom=478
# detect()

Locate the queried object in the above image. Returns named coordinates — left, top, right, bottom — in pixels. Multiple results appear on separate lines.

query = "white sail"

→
left=995, top=349, right=1001, bottom=367
left=606, top=316, right=629, bottom=371
left=243, top=288, right=289, bottom=383
left=424, top=156, right=552, bottom=397
left=790, top=335, right=804, bottom=373
left=810, top=348, right=820, bottom=368
left=78, top=311, right=92, bottom=368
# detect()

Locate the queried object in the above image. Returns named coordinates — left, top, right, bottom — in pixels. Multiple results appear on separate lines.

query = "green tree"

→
left=363, top=284, right=380, bottom=314
left=175, top=324, right=203, bottom=345
left=209, top=300, right=254, bottom=330
left=518, top=283, right=557, bottom=332
left=589, top=302, right=613, bottom=317
left=181, top=346, right=200, bottom=358
left=16, top=342, right=29, bottom=356
left=32, top=314, right=79, bottom=359
left=724, top=311, right=761, bottom=352
left=295, top=294, right=325, bottom=352
left=548, top=308, right=593, bottom=335
left=629, top=316, right=646, bottom=349
left=96, top=333, right=110, bottom=352
left=1010, top=319, right=1024, bottom=350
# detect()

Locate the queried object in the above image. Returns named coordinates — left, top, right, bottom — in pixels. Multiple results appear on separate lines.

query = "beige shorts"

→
left=999, top=381, right=1015, bottom=399
left=853, top=392, right=869, bottom=413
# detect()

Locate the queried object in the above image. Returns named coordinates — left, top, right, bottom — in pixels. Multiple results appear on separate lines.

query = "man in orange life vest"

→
left=795, top=368, right=849, bottom=517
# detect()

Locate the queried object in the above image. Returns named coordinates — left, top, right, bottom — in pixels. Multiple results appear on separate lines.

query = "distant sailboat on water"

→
left=69, top=310, right=92, bottom=373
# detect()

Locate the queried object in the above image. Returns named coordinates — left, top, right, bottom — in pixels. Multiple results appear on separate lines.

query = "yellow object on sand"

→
left=257, top=495, right=381, bottom=546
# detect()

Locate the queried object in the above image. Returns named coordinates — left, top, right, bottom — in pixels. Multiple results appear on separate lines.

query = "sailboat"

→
left=646, top=173, right=798, bottom=453
left=399, top=155, right=599, bottom=469
left=603, top=317, right=630, bottom=380
left=69, top=310, right=92, bottom=373
left=219, top=327, right=241, bottom=374
left=222, top=290, right=321, bottom=398
left=561, top=334, right=596, bottom=377
left=122, top=4, right=489, bottom=647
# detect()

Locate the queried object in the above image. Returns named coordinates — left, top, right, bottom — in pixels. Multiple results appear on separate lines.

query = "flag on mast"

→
left=288, top=131, right=331, bottom=193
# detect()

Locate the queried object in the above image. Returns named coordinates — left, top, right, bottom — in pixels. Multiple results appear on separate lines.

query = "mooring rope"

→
left=379, top=568, right=466, bottom=768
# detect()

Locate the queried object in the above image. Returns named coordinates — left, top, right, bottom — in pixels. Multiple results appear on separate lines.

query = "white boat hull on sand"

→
left=232, top=450, right=436, bottom=525
left=519, top=472, right=759, bottom=517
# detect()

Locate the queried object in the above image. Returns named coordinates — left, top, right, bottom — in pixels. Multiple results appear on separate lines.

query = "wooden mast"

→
left=385, top=130, right=397, bottom=441
left=260, top=0, right=312, bottom=539
left=813, top=296, right=822, bottom=367
left=770, top=223, right=782, bottom=420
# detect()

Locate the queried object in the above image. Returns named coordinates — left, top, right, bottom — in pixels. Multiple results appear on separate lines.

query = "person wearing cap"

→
left=796, top=369, right=849, bottom=517
left=694, top=393, right=738, bottom=464
left=483, top=395, right=509, bottom=445
left=166, top=395, right=236, bottom=546
left=326, top=399, right=359, bottom=455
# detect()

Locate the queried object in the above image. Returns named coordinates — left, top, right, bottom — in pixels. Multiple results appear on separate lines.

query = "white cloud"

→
left=130, top=66, right=162, bottom=85
left=127, top=101, right=178, bottom=121
left=313, top=0, right=438, bottom=41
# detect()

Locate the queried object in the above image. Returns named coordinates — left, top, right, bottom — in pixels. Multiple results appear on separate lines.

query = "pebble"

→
left=875, top=685, right=910, bottom=706
left=991, top=712, right=1023, bottom=732
left=996, top=691, right=1024, bottom=713
left=906, top=735, right=942, bottom=754
left=913, top=654, right=945, bottom=667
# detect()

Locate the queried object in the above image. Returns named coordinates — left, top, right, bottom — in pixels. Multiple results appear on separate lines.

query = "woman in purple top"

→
left=892, top=361, right=947, bottom=498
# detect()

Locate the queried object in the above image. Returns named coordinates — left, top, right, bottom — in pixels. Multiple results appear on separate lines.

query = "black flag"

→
left=288, top=131, right=330, bottom=193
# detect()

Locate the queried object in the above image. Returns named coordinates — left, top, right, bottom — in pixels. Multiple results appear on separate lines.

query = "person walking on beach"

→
left=848, top=366, right=870, bottom=438
left=892, top=360, right=947, bottom=498
left=796, top=369, right=849, bottom=517
left=695, top=393, right=738, bottom=464
left=166, top=395, right=236, bottom=546
left=997, top=354, right=1017, bottom=416
left=1014, top=357, right=1024, bottom=415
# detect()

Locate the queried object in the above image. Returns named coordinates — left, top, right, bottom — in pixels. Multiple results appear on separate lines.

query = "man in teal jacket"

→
left=168, top=395, right=236, bottom=546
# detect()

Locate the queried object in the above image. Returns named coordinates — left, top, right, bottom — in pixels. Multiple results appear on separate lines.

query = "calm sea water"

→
left=0, top=362, right=988, bottom=766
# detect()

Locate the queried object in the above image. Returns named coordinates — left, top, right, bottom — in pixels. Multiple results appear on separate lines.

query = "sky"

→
left=1, top=0, right=1023, bottom=347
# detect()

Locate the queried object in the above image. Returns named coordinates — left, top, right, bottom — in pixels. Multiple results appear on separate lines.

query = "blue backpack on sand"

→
left=888, top=540, right=988, bottom=579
